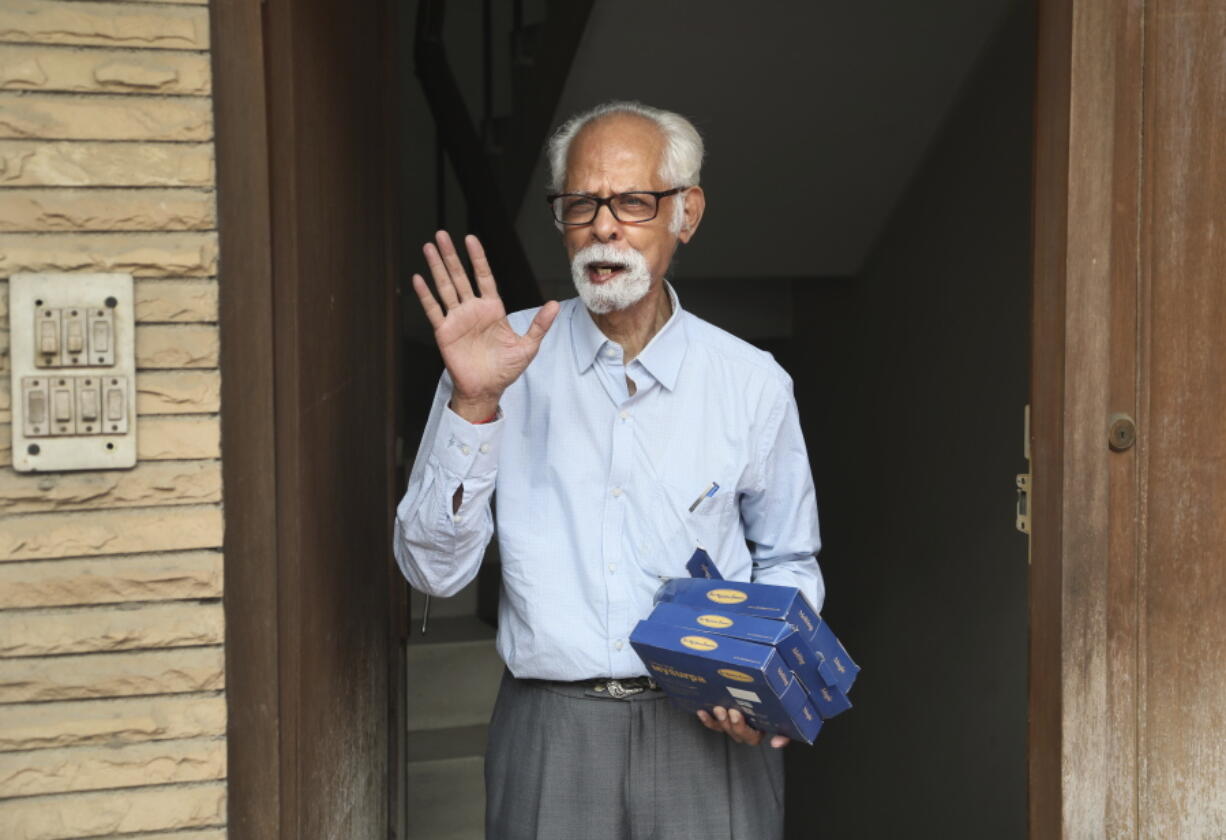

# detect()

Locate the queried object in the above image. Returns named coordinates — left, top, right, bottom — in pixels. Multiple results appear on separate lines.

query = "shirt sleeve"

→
left=740, top=376, right=826, bottom=613
left=393, top=373, right=503, bottom=597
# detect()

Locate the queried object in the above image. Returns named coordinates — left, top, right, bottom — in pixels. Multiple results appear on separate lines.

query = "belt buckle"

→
left=605, top=678, right=647, bottom=699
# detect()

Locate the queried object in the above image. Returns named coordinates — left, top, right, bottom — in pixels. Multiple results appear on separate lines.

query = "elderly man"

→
left=395, top=100, right=823, bottom=839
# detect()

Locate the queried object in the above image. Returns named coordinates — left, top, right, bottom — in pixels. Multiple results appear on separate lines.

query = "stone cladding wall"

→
left=0, top=1, right=227, bottom=837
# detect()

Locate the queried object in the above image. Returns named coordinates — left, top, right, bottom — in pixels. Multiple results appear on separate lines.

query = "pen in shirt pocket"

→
left=688, top=481, right=720, bottom=513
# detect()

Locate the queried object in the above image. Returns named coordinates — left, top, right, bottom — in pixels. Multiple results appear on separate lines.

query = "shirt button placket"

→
left=606, top=399, right=634, bottom=671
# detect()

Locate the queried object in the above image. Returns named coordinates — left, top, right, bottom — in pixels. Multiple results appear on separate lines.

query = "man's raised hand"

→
left=412, top=231, right=559, bottom=422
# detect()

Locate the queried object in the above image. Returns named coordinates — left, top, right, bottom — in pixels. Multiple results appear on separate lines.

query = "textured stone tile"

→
left=0, top=188, right=215, bottom=232
left=0, top=92, right=212, bottom=141
left=0, top=504, right=223, bottom=562
left=106, top=832, right=225, bottom=840
left=0, top=231, right=218, bottom=276
left=0, top=736, right=225, bottom=796
left=0, top=415, right=222, bottom=467
left=0, top=692, right=226, bottom=750
left=133, top=279, right=218, bottom=323
left=135, top=324, right=218, bottom=369
left=0, top=141, right=214, bottom=187
left=0, top=460, right=221, bottom=515
left=0, top=44, right=211, bottom=95
left=0, top=1, right=210, bottom=50
left=0, top=600, right=223, bottom=657
left=0, top=550, right=221, bottom=607
left=0, top=645, right=224, bottom=703
left=135, top=416, right=221, bottom=461
left=0, top=780, right=226, bottom=839
left=136, top=370, right=221, bottom=414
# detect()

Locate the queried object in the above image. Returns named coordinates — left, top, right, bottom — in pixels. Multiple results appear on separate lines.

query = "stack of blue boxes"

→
left=629, top=550, right=859, bottom=745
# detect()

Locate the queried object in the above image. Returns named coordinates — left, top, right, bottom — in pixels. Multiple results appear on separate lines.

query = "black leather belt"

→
left=586, top=676, right=659, bottom=699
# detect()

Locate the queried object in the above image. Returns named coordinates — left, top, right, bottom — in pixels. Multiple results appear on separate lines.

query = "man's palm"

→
left=413, top=231, right=559, bottom=414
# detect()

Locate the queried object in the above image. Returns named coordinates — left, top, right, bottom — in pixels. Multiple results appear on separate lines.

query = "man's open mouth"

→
left=585, top=262, right=627, bottom=282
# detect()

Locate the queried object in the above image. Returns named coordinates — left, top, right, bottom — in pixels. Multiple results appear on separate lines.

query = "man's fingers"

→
left=769, top=735, right=791, bottom=749
left=435, top=230, right=475, bottom=301
left=726, top=708, right=764, bottom=745
left=422, top=242, right=459, bottom=310
left=465, top=235, right=498, bottom=299
left=411, top=274, right=445, bottom=329
left=524, top=300, right=560, bottom=344
left=700, top=707, right=765, bottom=746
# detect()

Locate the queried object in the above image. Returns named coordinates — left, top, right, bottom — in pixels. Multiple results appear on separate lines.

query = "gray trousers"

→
left=485, top=672, right=785, bottom=840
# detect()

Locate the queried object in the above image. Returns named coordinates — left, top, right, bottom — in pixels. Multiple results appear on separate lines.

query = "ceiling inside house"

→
left=513, top=0, right=1022, bottom=293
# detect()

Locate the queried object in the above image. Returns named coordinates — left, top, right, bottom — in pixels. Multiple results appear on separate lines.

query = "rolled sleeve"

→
left=393, top=376, right=501, bottom=597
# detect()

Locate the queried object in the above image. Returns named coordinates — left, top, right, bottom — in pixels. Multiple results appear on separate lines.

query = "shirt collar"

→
left=570, top=283, right=688, bottom=391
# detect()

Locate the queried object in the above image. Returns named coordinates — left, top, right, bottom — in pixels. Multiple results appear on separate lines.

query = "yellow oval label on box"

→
left=718, top=668, right=754, bottom=683
left=697, top=614, right=734, bottom=629
left=681, top=635, right=718, bottom=651
left=706, top=588, right=748, bottom=605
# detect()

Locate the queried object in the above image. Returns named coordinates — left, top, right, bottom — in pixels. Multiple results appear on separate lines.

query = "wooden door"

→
left=1031, top=0, right=1226, bottom=836
left=212, top=0, right=400, bottom=837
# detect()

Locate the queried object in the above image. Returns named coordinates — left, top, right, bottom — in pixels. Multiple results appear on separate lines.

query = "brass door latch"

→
left=1016, top=473, right=1031, bottom=534
left=1017, top=405, right=1031, bottom=537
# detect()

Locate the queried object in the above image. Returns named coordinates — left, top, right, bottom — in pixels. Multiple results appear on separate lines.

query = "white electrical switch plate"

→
left=9, top=274, right=138, bottom=472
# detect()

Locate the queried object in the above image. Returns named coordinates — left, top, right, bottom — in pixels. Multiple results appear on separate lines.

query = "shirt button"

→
left=451, top=514, right=461, bottom=524
left=618, top=410, right=629, bottom=421
left=608, top=563, right=617, bottom=573
left=611, top=487, right=623, bottom=497
left=615, top=640, right=625, bottom=651
left=460, top=445, right=471, bottom=456
left=478, top=443, right=490, bottom=454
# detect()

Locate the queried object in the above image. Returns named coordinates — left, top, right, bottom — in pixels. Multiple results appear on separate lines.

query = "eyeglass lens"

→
left=554, top=193, right=660, bottom=224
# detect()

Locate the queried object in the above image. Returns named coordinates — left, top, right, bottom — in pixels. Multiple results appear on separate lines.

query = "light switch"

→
left=103, top=376, right=131, bottom=434
left=21, top=378, right=50, bottom=437
left=78, top=377, right=100, bottom=430
left=39, top=316, right=58, bottom=353
left=88, top=307, right=115, bottom=366
left=9, top=273, right=137, bottom=471
left=62, top=308, right=86, bottom=365
left=35, top=309, right=62, bottom=367
left=50, top=377, right=76, bottom=435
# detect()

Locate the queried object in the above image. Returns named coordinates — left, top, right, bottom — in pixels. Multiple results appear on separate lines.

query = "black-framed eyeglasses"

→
left=545, top=188, right=686, bottom=225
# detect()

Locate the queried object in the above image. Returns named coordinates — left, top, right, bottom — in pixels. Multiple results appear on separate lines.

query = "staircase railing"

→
left=414, top=0, right=594, bottom=313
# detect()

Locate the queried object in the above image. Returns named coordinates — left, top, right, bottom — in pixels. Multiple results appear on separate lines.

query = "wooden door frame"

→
left=211, top=0, right=281, bottom=835
left=1030, top=0, right=1145, bottom=836
left=211, top=0, right=404, bottom=837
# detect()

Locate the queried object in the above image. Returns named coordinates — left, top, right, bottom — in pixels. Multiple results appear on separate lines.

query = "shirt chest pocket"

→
left=661, top=480, right=741, bottom=552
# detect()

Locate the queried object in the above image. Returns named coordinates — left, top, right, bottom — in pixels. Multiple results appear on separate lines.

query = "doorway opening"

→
left=392, top=2, right=1034, bottom=838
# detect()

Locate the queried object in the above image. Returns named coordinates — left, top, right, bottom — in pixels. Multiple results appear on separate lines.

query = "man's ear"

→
left=678, top=186, right=706, bottom=244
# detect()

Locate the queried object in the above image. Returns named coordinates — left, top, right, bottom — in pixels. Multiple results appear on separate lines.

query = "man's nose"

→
left=590, top=202, right=621, bottom=241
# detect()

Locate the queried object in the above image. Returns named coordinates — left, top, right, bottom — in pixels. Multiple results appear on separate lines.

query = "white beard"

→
left=570, top=243, right=653, bottom=314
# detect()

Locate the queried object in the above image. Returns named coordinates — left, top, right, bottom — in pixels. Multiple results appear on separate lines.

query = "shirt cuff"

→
left=432, top=404, right=503, bottom=477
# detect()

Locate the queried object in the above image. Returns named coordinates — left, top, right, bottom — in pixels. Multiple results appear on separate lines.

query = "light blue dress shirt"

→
left=394, top=287, right=823, bottom=681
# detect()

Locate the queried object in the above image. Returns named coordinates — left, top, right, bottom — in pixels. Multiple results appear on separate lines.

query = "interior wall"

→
left=782, top=4, right=1033, bottom=837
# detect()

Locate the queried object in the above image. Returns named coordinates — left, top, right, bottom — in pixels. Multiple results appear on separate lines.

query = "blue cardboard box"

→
left=647, top=601, right=851, bottom=719
left=629, top=617, right=824, bottom=744
left=655, top=577, right=860, bottom=715
left=684, top=547, right=721, bottom=580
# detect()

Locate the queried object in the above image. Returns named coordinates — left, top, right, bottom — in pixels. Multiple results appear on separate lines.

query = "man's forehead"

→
left=565, top=114, right=665, bottom=187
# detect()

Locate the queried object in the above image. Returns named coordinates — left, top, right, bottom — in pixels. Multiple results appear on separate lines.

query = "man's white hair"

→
left=546, top=101, right=704, bottom=234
